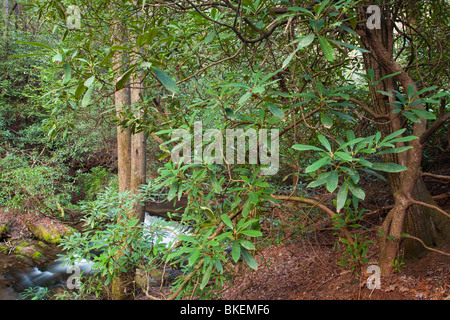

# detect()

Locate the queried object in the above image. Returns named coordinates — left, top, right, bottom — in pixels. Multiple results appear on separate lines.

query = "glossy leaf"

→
left=152, top=67, right=179, bottom=94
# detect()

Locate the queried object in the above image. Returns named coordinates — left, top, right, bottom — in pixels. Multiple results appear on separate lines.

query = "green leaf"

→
left=326, top=171, right=339, bottom=193
left=231, top=241, right=241, bottom=262
left=307, top=172, right=331, bottom=188
left=329, top=39, right=370, bottom=53
left=239, top=91, right=252, bottom=105
left=336, top=183, right=348, bottom=212
left=348, top=183, right=365, bottom=200
left=407, top=85, right=416, bottom=100
left=239, top=239, right=255, bottom=251
left=318, top=135, right=331, bottom=151
left=224, top=108, right=235, bottom=118
left=62, top=63, right=72, bottom=85
left=241, top=247, right=258, bottom=270
left=376, top=146, right=413, bottom=155
left=81, top=85, right=94, bottom=107
left=415, top=86, right=438, bottom=97
left=115, top=66, right=135, bottom=91
left=335, top=151, right=353, bottom=162
left=296, top=33, right=316, bottom=48
left=220, top=214, right=233, bottom=230
left=152, top=67, right=179, bottom=94
left=410, top=109, right=436, bottom=120
left=321, top=113, right=333, bottom=128
left=84, top=76, right=95, bottom=88
left=74, top=82, right=86, bottom=98
left=282, top=50, right=297, bottom=69
left=178, top=234, right=199, bottom=245
left=287, top=7, right=314, bottom=16
left=318, top=36, right=334, bottom=62
left=52, top=53, right=63, bottom=63
left=189, top=249, right=201, bottom=265
left=403, top=112, right=420, bottom=123
left=371, top=162, right=408, bottom=173
left=200, top=263, right=213, bottom=290
left=268, top=104, right=284, bottom=119
left=305, top=157, right=328, bottom=173
left=16, top=41, right=54, bottom=51
left=110, top=45, right=133, bottom=51
left=381, top=129, right=407, bottom=143
left=249, top=191, right=259, bottom=205
left=292, top=144, right=325, bottom=152
left=378, top=71, right=402, bottom=83
left=239, top=229, right=262, bottom=237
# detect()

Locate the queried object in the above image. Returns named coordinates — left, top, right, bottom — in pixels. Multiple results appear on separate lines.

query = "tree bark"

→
left=111, top=29, right=147, bottom=299
left=357, top=2, right=448, bottom=274
left=3, top=0, right=8, bottom=44
left=111, top=24, right=132, bottom=300
left=130, top=73, right=146, bottom=222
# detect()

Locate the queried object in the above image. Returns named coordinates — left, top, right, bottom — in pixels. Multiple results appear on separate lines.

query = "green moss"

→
left=27, top=221, right=75, bottom=244
left=0, top=223, right=10, bottom=236
left=31, top=251, right=43, bottom=259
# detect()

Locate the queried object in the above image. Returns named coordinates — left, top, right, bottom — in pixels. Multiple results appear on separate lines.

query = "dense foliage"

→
left=1, top=0, right=448, bottom=300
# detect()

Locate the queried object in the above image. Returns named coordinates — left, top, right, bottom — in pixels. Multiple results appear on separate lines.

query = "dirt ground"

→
left=219, top=235, right=449, bottom=300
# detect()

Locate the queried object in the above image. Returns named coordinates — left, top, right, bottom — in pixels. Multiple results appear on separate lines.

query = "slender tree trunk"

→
left=111, top=23, right=132, bottom=299
left=111, top=27, right=147, bottom=299
left=3, top=0, right=8, bottom=44
left=130, top=76, right=146, bottom=221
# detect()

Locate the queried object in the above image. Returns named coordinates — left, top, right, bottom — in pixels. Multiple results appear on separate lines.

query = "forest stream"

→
left=0, top=213, right=185, bottom=299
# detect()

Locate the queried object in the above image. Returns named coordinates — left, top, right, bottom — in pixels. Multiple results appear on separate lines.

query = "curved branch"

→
left=409, top=199, right=450, bottom=219
left=271, top=195, right=336, bottom=219
left=421, top=172, right=450, bottom=181
left=402, top=235, right=450, bottom=257
left=332, top=97, right=390, bottom=119
left=183, top=0, right=286, bottom=44
left=420, top=112, right=450, bottom=145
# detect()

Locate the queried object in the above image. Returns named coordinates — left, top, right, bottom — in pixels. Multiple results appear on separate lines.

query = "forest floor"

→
left=218, top=232, right=449, bottom=300
left=217, top=159, right=450, bottom=300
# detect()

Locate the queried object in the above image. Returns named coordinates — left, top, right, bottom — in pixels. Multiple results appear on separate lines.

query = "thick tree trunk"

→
left=357, top=2, right=448, bottom=274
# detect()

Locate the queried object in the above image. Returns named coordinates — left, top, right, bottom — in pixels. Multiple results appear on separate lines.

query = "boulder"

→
left=0, top=222, right=10, bottom=241
left=26, top=218, right=75, bottom=244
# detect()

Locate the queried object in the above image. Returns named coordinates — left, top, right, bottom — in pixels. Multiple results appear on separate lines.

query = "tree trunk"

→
left=111, top=24, right=132, bottom=299
left=130, top=71, right=146, bottom=221
left=3, top=0, right=8, bottom=44
left=111, top=30, right=147, bottom=299
left=357, top=2, right=448, bottom=274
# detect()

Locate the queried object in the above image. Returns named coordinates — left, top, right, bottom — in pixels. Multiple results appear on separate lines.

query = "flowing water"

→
left=0, top=213, right=187, bottom=299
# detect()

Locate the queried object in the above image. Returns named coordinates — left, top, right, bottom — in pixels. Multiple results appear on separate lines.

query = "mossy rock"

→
left=12, top=240, right=49, bottom=262
left=26, top=220, right=75, bottom=244
left=0, top=222, right=11, bottom=240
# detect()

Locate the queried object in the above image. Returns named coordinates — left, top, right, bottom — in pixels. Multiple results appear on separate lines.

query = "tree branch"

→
left=421, top=171, right=450, bottom=181
left=420, top=112, right=450, bottom=145
left=332, top=97, right=390, bottom=119
left=402, top=235, right=450, bottom=257
left=409, top=199, right=450, bottom=219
